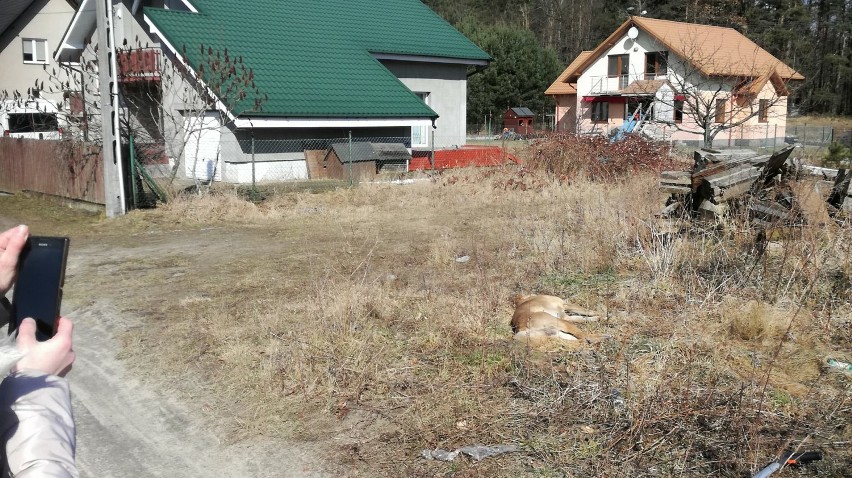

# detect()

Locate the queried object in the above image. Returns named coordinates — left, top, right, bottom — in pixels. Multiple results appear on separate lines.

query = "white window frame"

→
left=22, top=38, right=48, bottom=64
left=411, top=92, right=430, bottom=147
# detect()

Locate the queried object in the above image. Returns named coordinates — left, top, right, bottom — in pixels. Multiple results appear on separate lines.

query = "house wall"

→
left=0, top=0, right=76, bottom=121
left=379, top=60, right=468, bottom=149
left=712, top=81, right=788, bottom=148
left=554, top=95, right=577, bottom=133
left=575, top=31, right=661, bottom=135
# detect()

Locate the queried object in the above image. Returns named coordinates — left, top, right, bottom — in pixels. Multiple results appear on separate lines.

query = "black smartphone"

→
left=9, top=236, right=70, bottom=341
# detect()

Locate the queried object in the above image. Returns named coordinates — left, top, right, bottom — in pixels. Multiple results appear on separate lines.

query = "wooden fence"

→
left=0, top=138, right=104, bottom=205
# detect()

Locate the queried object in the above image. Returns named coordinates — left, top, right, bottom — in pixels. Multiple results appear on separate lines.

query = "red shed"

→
left=503, top=107, right=535, bottom=135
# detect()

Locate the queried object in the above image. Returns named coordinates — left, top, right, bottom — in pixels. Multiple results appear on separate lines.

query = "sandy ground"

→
left=0, top=216, right=333, bottom=477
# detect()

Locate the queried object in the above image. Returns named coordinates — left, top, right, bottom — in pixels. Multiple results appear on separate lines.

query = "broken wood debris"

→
left=660, top=145, right=851, bottom=225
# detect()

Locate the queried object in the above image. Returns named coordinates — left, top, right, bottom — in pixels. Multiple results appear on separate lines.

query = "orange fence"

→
left=409, top=146, right=521, bottom=171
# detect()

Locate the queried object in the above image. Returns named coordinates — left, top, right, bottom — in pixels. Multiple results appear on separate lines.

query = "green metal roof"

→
left=145, top=0, right=490, bottom=119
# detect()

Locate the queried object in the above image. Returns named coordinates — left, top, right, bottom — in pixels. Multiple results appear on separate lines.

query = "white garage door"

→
left=184, top=112, right=222, bottom=182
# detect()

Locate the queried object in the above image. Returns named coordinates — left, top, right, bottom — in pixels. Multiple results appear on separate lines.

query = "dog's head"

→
left=510, top=294, right=532, bottom=308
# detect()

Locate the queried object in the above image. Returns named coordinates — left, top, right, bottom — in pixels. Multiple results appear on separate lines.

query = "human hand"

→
left=12, top=317, right=75, bottom=377
left=0, top=225, right=28, bottom=297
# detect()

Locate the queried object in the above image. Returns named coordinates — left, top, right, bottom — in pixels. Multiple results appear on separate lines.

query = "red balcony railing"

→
left=117, top=48, right=161, bottom=82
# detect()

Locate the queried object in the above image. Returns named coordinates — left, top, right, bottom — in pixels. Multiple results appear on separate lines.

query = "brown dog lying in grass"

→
left=511, top=294, right=601, bottom=321
left=511, top=294, right=604, bottom=346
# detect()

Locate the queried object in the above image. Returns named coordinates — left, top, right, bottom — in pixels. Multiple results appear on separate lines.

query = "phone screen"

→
left=10, top=236, right=69, bottom=341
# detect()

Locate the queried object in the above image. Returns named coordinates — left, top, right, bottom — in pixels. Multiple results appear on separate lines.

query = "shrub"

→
left=524, top=133, right=678, bottom=182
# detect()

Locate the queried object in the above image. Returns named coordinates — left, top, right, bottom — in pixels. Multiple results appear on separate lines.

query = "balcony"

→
left=587, top=72, right=669, bottom=96
left=117, top=48, right=161, bottom=83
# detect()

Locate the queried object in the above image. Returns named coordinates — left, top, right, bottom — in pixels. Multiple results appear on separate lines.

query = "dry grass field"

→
left=1, top=139, right=849, bottom=477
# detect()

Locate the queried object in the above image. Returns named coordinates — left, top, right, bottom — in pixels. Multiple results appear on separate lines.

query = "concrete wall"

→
left=0, top=0, right=76, bottom=121
left=380, top=60, right=468, bottom=149
left=215, top=126, right=411, bottom=183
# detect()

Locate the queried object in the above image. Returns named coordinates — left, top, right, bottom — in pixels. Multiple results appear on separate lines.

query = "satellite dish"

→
left=627, top=27, right=639, bottom=40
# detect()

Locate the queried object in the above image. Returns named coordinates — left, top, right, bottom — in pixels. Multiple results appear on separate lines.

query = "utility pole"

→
left=96, top=0, right=126, bottom=217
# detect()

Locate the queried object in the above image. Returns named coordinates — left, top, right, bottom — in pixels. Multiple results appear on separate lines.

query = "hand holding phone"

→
left=0, top=225, right=29, bottom=297
left=12, top=316, right=75, bottom=377
left=9, top=236, right=69, bottom=341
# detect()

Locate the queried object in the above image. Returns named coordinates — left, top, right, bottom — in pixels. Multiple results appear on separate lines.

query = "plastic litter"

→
left=420, top=449, right=459, bottom=462
left=420, top=444, right=521, bottom=462
left=753, top=450, right=823, bottom=478
left=459, top=444, right=521, bottom=461
left=455, top=255, right=470, bottom=263
left=826, top=358, right=852, bottom=374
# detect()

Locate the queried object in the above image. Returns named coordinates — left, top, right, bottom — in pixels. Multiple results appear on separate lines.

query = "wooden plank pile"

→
left=826, top=168, right=852, bottom=213
left=659, top=145, right=850, bottom=225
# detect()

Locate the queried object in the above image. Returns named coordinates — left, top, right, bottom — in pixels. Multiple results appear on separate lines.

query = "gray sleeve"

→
left=0, top=372, right=78, bottom=477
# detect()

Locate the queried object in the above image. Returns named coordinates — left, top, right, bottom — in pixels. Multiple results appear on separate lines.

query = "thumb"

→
left=54, top=316, right=73, bottom=341
left=15, top=317, right=37, bottom=348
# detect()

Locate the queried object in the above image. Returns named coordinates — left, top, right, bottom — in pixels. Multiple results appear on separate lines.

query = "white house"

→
left=53, top=0, right=490, bottom=183
left=0, top=0, right=78, bottom=137
left=546, top=16, right=804, bottom=148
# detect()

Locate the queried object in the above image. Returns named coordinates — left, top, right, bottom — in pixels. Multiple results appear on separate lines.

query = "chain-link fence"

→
left=176, top=134, right=522, bottom=188
left=170, top=124, right=851, bottom=190
left=786, top=124, right=852, bottom=148
left=467, top=122, right=557, bottom=140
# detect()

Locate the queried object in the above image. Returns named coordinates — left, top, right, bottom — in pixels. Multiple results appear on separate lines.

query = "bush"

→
left=524, top=133, right=678, bottom=182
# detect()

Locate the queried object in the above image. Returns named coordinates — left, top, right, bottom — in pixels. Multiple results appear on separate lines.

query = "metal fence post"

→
left=430, top=127, right=435, bottom=171
left=348, top=130, right=353, bottom=187
left=765, top=123, right=769, bottom=149
left=129, top=134, right=138, bottom=209
left=803, top=124, right=807, bottom=147
left=251, top=131, right=256, bottom=195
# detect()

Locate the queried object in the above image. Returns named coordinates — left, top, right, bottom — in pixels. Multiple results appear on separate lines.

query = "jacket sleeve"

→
left=0, top=372, right=78, bottom=477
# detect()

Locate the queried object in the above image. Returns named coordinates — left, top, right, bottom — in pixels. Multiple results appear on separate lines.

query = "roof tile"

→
left=145, top=0, right=490, bottom=118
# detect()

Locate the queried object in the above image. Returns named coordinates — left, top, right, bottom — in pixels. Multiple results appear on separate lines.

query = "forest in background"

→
left=423, top=0, right=852, bottom=124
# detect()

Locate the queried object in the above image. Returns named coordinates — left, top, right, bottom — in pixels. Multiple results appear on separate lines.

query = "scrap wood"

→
left=659, top=170, right=692, bottom=194
left=756, top=146, right=795, bottom=185
left=827, top=169, right=851, bottom=211
left=704, top=164, right=762, bottom=190
left=749, top=199, right=792, bottom=223
left=657, top=145, right=848, bottom=223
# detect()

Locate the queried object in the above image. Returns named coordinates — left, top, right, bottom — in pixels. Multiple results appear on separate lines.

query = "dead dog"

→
left=511, top=294, right=605, bottom=346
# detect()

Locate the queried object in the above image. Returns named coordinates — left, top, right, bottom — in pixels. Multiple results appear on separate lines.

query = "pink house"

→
left=545, top=16, right=804, bottom=148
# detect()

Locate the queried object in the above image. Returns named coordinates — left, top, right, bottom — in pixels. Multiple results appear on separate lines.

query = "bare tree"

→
left=37, top=38, right=265, bottom=191
left=640, top=34, right=793, bottom=149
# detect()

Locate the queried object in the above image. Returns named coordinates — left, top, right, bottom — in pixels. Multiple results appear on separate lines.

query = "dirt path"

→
left=50, top=233, right=332, bottom=477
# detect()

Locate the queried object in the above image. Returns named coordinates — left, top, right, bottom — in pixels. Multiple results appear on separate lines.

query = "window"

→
left=715, top=98, right=727, bottom=123
left=22, top=38, right=48, bottom=64
left=758, top=99, right=769, bottom=122
left=608, top=54, right=629, bottom=77
left=591, top=102, right=609, bottom=123
left=7, top=113, right=59, bottom=133
left=608, top=54, right=630, bottom=89
left=674, top=99, right=684, bottom=123
left=645, top=52, right=668, bottom=78
left=411, top=92, right=429, bottom=147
